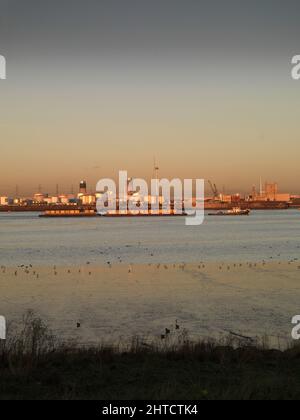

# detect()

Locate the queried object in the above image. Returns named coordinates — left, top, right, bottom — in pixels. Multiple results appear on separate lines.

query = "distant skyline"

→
left=0, top=176, right=296, bottom=198
left=1, top=0, right=300, bottom=195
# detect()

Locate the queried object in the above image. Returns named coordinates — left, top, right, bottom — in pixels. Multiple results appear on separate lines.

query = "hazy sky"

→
left=0, top=0, right=300, bottom=195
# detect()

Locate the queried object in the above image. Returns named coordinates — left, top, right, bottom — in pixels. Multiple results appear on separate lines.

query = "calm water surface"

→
left=0, top=210, right=299, bottom=345
left=0, top=210, right=299, bottom=265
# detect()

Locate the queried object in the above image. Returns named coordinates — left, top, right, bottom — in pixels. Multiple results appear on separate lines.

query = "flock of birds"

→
left=1, top=257, right=300, bottom=334
left=160, top=320, right=180, bottom=340
left=1, top=256, right=300, bottom=278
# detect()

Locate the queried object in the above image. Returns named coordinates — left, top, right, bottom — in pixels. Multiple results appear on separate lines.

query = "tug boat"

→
left=208, top=207, right=250, bottom=216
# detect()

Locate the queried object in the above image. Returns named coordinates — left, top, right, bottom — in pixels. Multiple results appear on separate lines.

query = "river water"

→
left=0, top=210, right=299, bottom=266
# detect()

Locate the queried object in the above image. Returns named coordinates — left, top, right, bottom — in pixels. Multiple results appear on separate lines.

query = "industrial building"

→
left=0, top=197, right=8, bottom=206
left=251, top=182, right=291, bottom=202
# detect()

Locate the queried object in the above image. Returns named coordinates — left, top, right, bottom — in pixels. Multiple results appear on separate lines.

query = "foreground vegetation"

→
left=1, top=311, right=300, bottom=400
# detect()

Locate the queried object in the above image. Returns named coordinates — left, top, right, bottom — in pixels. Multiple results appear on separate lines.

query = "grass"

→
left=1, top=311, right=300, bottom=400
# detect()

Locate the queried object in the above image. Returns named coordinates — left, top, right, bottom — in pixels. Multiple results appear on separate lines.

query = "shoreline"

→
left=0, top=202, right=292, bottom=213
left=1, top=310, right=300, bottom=400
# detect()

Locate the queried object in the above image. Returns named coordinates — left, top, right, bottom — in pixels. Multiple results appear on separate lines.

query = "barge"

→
left=39, top=209, right=187, bottom=218
left=39, top=209, right=98, bottom=218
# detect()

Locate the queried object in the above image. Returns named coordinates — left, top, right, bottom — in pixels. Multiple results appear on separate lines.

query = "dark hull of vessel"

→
left=39, top=213, right=99, bottom=218
left=208, top=213, right=250, bottom=216
left=39, top=212, right=187, bottom=218
left=99, top=213, right=187, bottom=217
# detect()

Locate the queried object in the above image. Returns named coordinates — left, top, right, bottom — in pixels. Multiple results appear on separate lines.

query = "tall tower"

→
left=260, top=177, right=263, bottom=197
left=153, top=158, right=160, bottom=208
left=79, top=180, right=87, bottom=194
left=153, top=157, right=159, bottom=181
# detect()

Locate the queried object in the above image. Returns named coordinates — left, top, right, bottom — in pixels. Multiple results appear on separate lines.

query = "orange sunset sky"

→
left=0, top=0, right=300, bottom=195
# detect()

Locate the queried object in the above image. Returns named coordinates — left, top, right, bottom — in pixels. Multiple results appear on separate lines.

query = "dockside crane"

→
left=208, top=180, right=219, bottom=201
